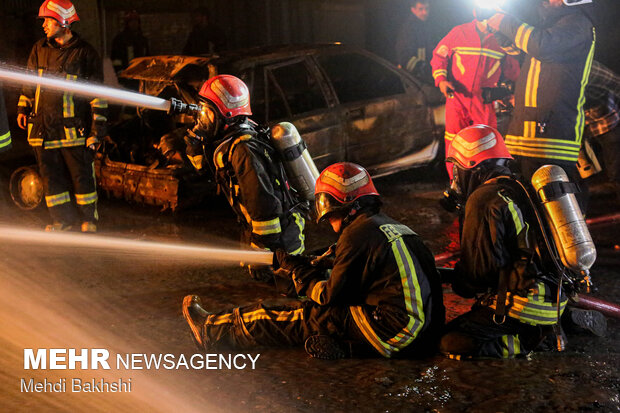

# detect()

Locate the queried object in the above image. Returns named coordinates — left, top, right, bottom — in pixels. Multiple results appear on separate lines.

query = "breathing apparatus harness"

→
left=483, top=174, right=591, bottom=342
left=211, top=120, right=310, bottom=226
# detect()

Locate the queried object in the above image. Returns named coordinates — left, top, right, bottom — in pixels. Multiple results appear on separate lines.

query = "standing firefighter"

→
left=487, top=0, right=595, bottom=189
left=395, top=0, right=434, bottom=82
left=17, top=0, right=107, bottom=232
left=183, top=162, right=445, bottom=359
left=440, top=125, right=604, bottom=359
left=431, top=7, right=519, bottom=179
left=184, top=75, right=305, bottom=281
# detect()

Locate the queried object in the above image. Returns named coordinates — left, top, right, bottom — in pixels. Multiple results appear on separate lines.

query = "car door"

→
left=315, top=50, right=436, bottom=175
left=241, top=57, right=346, bottom=172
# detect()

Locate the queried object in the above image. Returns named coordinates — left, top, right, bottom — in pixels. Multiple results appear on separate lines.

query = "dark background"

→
left=0, top=0, right=618, bottom=162
left=1, top=0, right=618, bottom=69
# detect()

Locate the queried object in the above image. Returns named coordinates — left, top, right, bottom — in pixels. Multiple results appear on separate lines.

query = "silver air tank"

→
left=271, top=122, right=319, bottom=202
left=531, top=165, right=596, bottom=271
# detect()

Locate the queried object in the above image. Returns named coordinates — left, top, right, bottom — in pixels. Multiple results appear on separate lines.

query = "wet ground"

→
left=0, top=164, right=618, bottom=412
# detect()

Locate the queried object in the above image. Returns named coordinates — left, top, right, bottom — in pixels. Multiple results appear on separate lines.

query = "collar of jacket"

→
left=45, top=32, right=80, bottom=49
left=539, top=3, right=577, bottom=25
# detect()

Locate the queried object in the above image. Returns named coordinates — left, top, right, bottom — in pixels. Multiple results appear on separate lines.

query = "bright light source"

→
left=474, top=0, right=506, bottom=10
left=563, top=0, right=591, bottom=5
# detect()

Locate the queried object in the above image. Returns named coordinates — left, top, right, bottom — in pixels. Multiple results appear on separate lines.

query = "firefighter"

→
left=395, top=0, right=434, bottom=83
left=430, top=7, right=520, bottom=179
left=440, top=124, right=605, bottom=360
left=17, top=0, right=107, bottom=232
left=487, top=0, right=595, bottom=196
left=184, top=75, right=305, bottom=281
left=183, top=162, right=445, bottom=359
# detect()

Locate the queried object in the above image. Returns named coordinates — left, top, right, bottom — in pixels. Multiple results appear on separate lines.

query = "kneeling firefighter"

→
left=184, top=75, right=314, bottom=281
left=183, top=162, right=445, bottom=359
left=440, top=124, right=604, bottom=360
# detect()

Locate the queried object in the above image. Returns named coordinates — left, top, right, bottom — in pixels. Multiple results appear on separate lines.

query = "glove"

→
left=274, top=249, right=314, bottom=273
left=309, top=243, right=336, bottom=269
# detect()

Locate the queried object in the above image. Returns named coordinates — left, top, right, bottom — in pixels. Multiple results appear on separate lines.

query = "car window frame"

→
left=313, top=48, right=427, bottom=106
left=260, top=56, right=334, bottom=122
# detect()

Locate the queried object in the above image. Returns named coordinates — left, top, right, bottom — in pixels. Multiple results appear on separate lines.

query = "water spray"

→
left=0, top=66, right=199, bottom=115
left=0, top=226, right=273, bottom=266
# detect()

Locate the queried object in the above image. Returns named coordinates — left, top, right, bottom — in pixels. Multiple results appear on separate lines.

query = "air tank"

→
left=531, top=165, right=596, bottom=271
left=270, top=122, right=319, bottom=202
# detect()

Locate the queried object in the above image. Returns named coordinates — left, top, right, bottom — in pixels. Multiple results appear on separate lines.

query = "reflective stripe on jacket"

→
left=431, top=20, right=519, bottom=94
left=454, top=176, right=565, bottom=325
left=498, top=8, right=595, bottom=162
left=301, top=212, right=445, bottom=358
left=17, top=35, right=107, bottom=149
left=212, top=126, right=305, bottom=254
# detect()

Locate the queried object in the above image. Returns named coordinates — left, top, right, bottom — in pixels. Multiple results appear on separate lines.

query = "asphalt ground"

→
left=0, top=164, right=618, bottom=412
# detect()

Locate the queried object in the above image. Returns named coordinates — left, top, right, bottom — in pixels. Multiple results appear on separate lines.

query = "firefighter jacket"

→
left=496, top=7, right=595, bottom=163
left=17, top=34, right=107, bottom=149
left=0, top=86, right=11, bottom=153
left=454, top=175, right=566, bottom=326
left=431, top=20, right=520, bottom=97
left=292, top=212, right=445, bottom=358
left=395, top=16, right=435, bottom=76
left=190, top=122, right=305, bottom=254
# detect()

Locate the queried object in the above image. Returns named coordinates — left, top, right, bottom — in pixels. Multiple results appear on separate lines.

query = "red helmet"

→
left=198, top=75, right=251, bottom=119
left=315, top=162, right=379, bottom=222
left=446, top=124, right=512, bottom=169
left=39, top=0, right=79, bottom=27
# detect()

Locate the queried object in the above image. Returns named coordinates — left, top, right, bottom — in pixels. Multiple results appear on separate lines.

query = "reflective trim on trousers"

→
left=46, top=191, right=71, bottom=207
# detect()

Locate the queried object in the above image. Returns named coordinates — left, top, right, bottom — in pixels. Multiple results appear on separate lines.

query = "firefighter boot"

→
left=565, top=308, right=607, bottom=337
left=81, top=221, right=97, bottom=233
left=304, top=335, right=351, bottom=360
left=182, top=295, right=211, bottom=351
left=45, top=222, right=73, bottom=232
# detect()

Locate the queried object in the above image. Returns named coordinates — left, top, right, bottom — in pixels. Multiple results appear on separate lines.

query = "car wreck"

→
left=12, top=44, right=443, bottom=211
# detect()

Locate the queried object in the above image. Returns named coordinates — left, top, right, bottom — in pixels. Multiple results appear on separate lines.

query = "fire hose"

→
left=0, top=66, right=198, bottom=115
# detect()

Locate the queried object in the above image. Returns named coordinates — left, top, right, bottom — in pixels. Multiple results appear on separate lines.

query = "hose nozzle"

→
left=168, top=97, right=200, bottom=116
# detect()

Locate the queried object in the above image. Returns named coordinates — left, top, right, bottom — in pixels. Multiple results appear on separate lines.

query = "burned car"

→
left=20, top=44, right=443, bottom=210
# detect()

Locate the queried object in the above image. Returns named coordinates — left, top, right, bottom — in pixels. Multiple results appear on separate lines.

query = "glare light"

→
left=474, top=0, right=506, bottom=10
left=563, top=0, right=591, bottom=5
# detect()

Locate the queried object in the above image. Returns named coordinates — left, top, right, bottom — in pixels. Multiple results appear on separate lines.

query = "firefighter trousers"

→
left=439, top=305, right=557, bottom=359
left=202, top=299, right=374, bottom=353
left=34, top=146, right=98, bottom=225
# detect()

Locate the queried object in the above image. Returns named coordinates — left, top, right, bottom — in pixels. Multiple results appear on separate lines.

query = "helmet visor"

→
left=194, top=104, right=219, bottom=141
left=315, top=192, right=344, bottom=223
